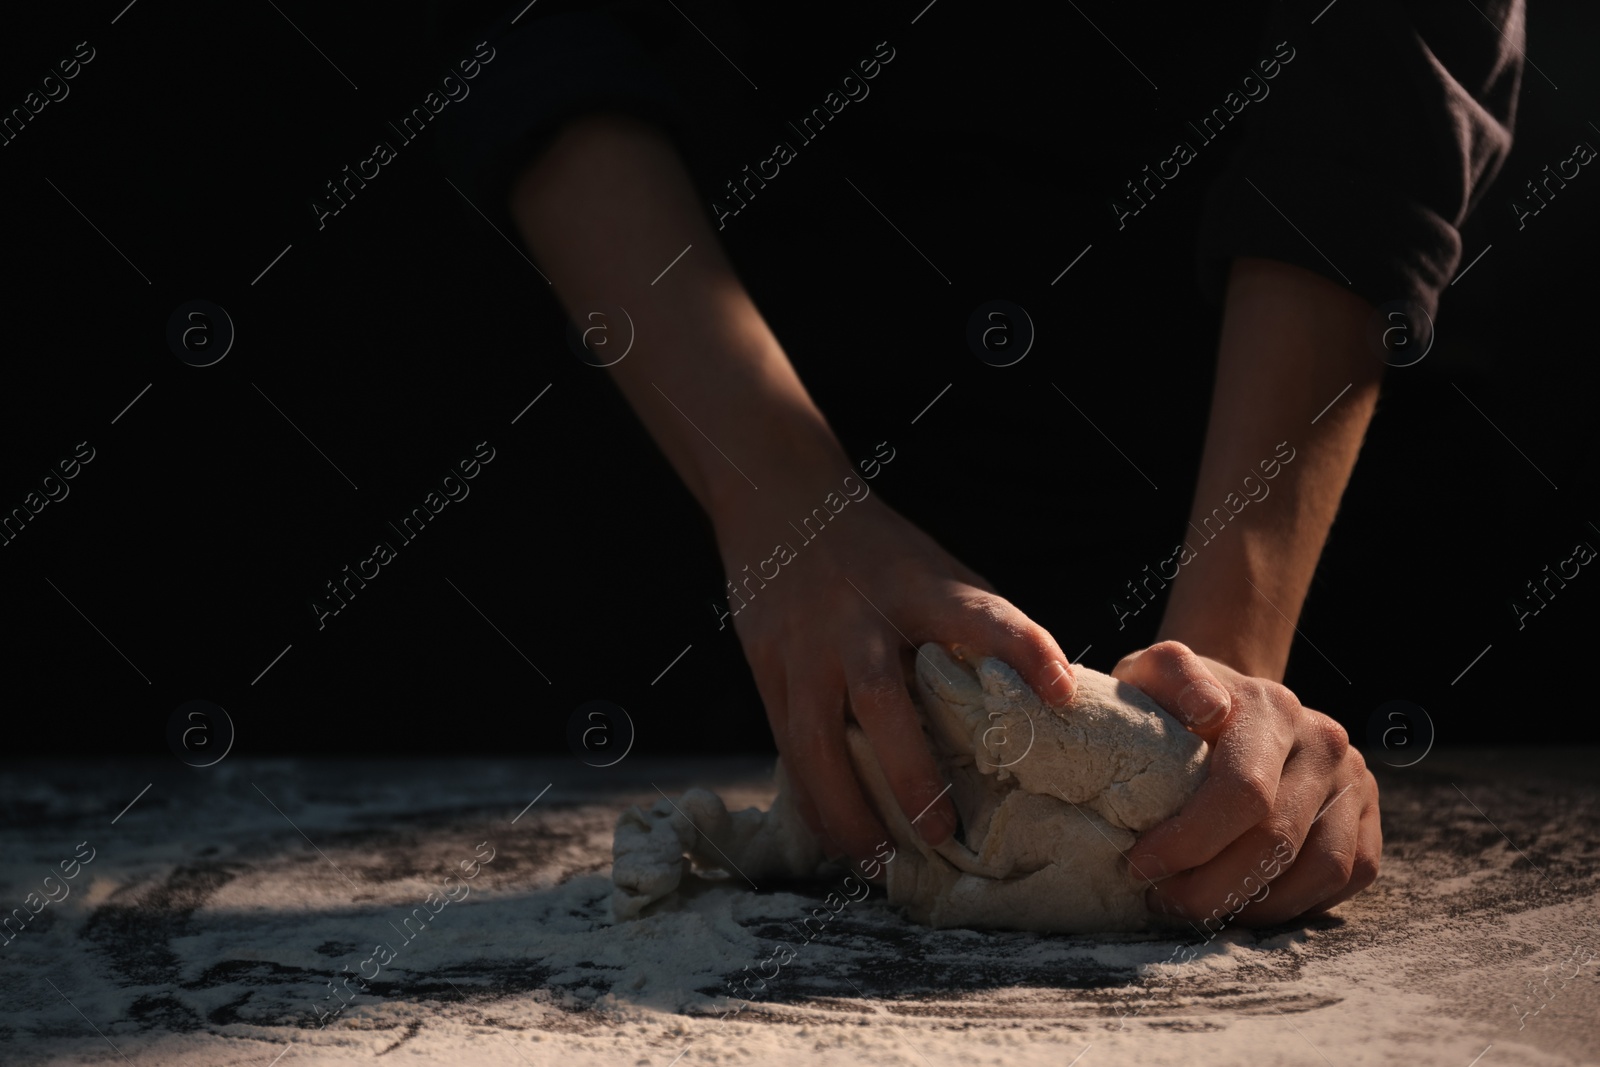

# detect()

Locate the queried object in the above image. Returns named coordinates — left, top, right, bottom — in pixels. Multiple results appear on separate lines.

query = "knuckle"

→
left=1308, top=842, right=1358, bottom=889
left=1233, top=677, right=1285, bottom=716
left=1260, top=815, right=1300, bottom=855
left=1342, top=744, right=1371, bottom=775
left=1232, top=676, right=1266, bottom=698
left=960, top=593, right=1055, bottom=661
left=960, top=591, right=1012, bottom=622
left=1006, top=631, right=1056, bottom=666
left=1261, top=680, right=1299, bottom=711
left=1313, top=714, right=1351, bottom=759
left=1231, top=771, right=1276, bottom=824
left=1145, top=640, right=1192, bottom=671
left=1349, top=850, right=1381, bottom=892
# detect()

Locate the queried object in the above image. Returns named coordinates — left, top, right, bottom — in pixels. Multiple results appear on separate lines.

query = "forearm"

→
left=506, top=112, right=850, bottom=532
left=1157, top=257, right=1381, bottom=681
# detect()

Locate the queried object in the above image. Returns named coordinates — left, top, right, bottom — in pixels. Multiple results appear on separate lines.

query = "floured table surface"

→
left=0, top=751, right=1596, bottom=1066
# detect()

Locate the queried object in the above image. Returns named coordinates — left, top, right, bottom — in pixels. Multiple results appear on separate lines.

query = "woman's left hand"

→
left=1112, top=640, right=1382, bottom=926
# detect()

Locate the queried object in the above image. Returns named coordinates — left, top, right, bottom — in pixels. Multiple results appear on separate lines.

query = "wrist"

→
left=1153, top=625, right=1285, bottom=682
left=1155, top=538, right=1298, bottom=681
left=706, top=423, right=863, bottom=551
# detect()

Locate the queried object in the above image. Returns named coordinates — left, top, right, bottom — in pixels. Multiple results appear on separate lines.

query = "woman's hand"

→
left=717, top=489, right=1077, bottom=870
left=502, top=114, right=1074, bottom=874
left=1112, top=640, right=1381, bottom=926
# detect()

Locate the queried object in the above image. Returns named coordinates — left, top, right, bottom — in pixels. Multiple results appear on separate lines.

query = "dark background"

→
left=0, top=0, right=1594, bottom=761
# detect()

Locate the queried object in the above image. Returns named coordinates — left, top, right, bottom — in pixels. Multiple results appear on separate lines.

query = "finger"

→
left=1229, top=771, right=1367, bottom=926
left=1124, top=681, right=1297, bottom=880
left=1112, top=641, right=1232, bottom=738
left=938, top=591, right=1076, bottom=706
left=752, top=655, right=837, bottom=851
left=1143, top=745, right=1331, bottom=921
left=786, top=674, right=891, bottom=868
left=789, top=776, right=837, bottom=859
left=844, top=638, right=956, bottom=847
left=1303, top=772, right=1382, bottom=917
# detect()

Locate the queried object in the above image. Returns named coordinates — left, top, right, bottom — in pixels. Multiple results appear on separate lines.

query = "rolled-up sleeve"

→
left=431, top=1, right=690, bottom=232
left=1195, top=0, right=1525, bottom=324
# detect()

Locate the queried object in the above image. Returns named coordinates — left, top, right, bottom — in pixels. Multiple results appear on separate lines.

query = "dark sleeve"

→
left=1194, top=0, right=1525, bottom=324
left=430, top=0, right=691, bottom=234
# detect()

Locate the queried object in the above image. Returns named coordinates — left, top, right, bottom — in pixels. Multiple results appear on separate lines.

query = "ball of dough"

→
left=611, top=643, right=1208, bottom=932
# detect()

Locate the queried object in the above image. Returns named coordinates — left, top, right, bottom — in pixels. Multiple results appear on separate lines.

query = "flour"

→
left=3, top=754, right=1592, bottom=1066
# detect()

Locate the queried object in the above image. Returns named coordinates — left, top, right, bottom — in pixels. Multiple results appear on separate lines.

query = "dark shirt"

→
left=429, top=0, right=695, bottom=238
left=429, top=0, right=1525, bottom=326
left=1193, top=0, right=1525, bottom=324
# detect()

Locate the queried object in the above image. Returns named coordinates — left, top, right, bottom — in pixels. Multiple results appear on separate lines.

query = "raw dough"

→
left=612, top=643, right=1208, bottom=932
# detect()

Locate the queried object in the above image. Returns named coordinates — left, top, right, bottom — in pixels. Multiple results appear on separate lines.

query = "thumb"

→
left=1112, top=640, right=1232, bottom=741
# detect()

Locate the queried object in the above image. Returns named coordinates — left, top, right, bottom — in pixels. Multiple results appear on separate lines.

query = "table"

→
left=1, top=750, right=1595, bottom=1065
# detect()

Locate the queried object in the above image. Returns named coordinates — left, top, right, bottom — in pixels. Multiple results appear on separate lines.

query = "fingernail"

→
left=916, top=804, right=955, bottom=846
left=1046, top=661, right=1075, bottom=707
left=1176, top=679, right=1229, bottom=727
left=1145, top=886, right=1186, bottom=918
left=1126, top=852, right=1168, bottom=884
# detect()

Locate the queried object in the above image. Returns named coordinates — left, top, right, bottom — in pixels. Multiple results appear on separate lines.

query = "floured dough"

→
left=612, top=643, right=1208, bottom=932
